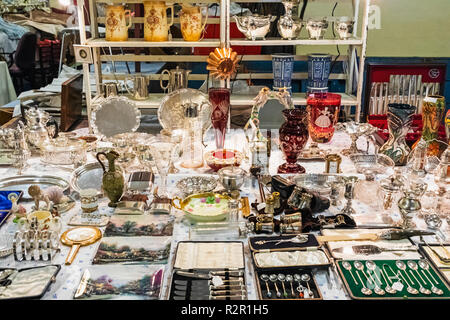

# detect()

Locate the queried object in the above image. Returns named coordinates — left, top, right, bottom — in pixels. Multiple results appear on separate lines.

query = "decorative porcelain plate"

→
left=91, top=96, right=141, bottom=139
left=158, top=88, right=212, bottom=137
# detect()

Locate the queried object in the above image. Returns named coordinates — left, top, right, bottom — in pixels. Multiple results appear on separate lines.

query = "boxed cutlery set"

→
left=249, top=234, right=330, bottom=300
left=168, top=241, right=248, bottom=300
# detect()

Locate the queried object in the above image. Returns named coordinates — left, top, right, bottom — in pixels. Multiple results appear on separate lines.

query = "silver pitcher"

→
left=99, top=82, right=119, bottom=98
left=23, top=107, right=58, bottom=151
left=234, top=14, right=276, bottom=41
left=334, top=17, right=354, bottom=40
left=159, top=66, right=191, bottom=93
left=125, top=75, right=149, bottom=100
left=306, top=18, right=328, bottom=40
left=278, top=0, right=303, bottom=40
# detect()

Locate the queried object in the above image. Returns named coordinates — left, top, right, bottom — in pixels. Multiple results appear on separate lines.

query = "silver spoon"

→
left=269, top=274, right=282, bottom=298
left=355, top=269, right=372, bottom=296
left=354, top=261, right=373, bottom=285
left=409, top=270, right=431, bottom=295
left=418, top=260, right=443, bottom=295
left=260, top=274, right=272, bottom=298
left=277, top=274, right=288, bottom=298
left=342, top=261, right=358, bottom=285
left=275, top=234, right=309, bottom=246
left=380, top=267, right=397, bottom=294
left=286, top=274, right=295, bottom=297
left=301, top=274, right=314, bottom=298
left=407, top=261, right=432, bottom=295
left=294, top=274, right=306, bottom=298
left=365, top=261, right=386, bottom=295
left=395, top=261, right=419, bottom=295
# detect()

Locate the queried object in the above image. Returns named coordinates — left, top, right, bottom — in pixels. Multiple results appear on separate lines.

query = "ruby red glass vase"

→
left=306, top=92, right=341, bottom=143
left=278, top=108, right=309, bottom=174
left=208, top=88, right=230, bottom=150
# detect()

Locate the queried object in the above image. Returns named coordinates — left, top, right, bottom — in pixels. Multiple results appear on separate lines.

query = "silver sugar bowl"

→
left=306, top=18, right=328, bottom=40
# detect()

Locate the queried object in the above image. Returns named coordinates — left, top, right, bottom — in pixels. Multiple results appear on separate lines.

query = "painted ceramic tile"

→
left=104, top=214, right=174, bottom=237
left=93, top=236, right=171, bottom=265
left=75, top=265, right=164, bottom=300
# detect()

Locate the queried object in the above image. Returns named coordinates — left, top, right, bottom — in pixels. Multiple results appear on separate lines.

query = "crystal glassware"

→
left=278, top=108, right=309, bottom=173
left=209, top=88, right=230, bottom=150
left=336, top=121, right=377, bottom=156
left=306, top=92, right=341, bottom=143
left=149, top=142, right=175, bottom=198
left=340, top=176, right=358, bottom=215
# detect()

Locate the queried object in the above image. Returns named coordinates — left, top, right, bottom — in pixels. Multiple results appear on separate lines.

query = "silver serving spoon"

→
left=277, top=274, right=288, bottom=298
left=380, top=267, right=397, bottom=294
left=269, top=274, right=282, bottom=298
left=409, top=270, right=431, bottom=295
left=396, top=261, right=418, bottom=295
left=301, top=274, right=314, bottom=298
left=286, top=274, right=295, bottom=297
left=418, top=260, right=443, bottom=295
left=365, top=261, right=386, bottom=295
left=342, top=261, right=358, bottom=285
left=275, top=234, right=309, bottom=246
left=260, top=274, right=272, bottom=298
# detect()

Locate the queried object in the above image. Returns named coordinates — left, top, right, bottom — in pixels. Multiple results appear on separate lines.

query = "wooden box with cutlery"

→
left=336, top=259, right=450, bottom=300
left=167, top=241, right=248, bottom=300
left=248, top=234, right=331, bottom=300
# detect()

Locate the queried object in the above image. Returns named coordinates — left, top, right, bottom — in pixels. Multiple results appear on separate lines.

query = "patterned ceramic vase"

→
left=144, top=1, right=174, bottom=42
left=379, top=103, right=416, bottom=166
left=307, top=54, right=331, bottom=89
left=272, top=54, right=294, bottom=91
left=278, top=109, right=309, bottom=173
left=179, top=5, right=208, bottom=41
left=306, top=92, right=341, bottom=143
left=412, top=95, right=446, bottom=156
left=105, top=5, right=132, bottom=41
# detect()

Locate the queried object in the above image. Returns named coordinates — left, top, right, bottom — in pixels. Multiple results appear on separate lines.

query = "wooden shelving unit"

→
left=76, top=0, right=370, bottom=131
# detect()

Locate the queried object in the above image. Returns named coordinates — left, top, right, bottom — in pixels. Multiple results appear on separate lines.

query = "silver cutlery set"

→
left=368, top=74, right=441, bottom=115
left=341, top=259, right=445, bottom=297
left=259, top=272, right=316, bottom=299
left=171, top=270, right=247, bottom=300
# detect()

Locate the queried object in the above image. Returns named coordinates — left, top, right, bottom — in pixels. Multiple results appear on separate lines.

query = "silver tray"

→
left=70, top=162, right=123, bottom=196
left=0, top=175, right=70, bottom=200
left=158, top=88, right=212, bottom=137
left=91, top=96, right=141, bottom=139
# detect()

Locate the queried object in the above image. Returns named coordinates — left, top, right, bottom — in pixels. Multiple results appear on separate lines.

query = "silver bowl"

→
left=218, top=166, right=247, bottom=192
left=176, top=176, right=218, bottom=197
left=350, top=154, right=395, bottom=174
left=306, top=18, right=328, bottom=40
left=293, top=173, right=340, bottom=196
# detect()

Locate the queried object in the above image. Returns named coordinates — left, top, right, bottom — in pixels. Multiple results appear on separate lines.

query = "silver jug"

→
left=125, top=75, right=149, bottom=100
left=99, top=83, right=119, bottom=97
left=278, top=0, right=303, bottom=40
left=160, top=66, right=191, bottom=93
left=23, top=107, right=58, bottom=151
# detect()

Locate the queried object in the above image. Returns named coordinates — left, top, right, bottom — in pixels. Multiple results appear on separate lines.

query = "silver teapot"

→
left=278, top=0, right=303, bottom=40
left=23, top=107, right=58, bottom=151
left=160, top=66, right=191, bottom=93
left=234, top=14, right=275, bottom=41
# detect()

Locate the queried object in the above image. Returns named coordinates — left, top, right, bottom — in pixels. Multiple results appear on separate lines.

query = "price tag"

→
left=211, top=276, right=223, bottom=287
left=392, top=281, right=404, bottom=292
left=256, top=203, right=266, bottom=212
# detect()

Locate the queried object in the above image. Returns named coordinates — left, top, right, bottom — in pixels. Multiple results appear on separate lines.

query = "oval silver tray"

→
left=70, top=162, right=123, bottom=196
left=158, top=88, right=212, bottom=137
left=0, top=175, right=69, bottom=200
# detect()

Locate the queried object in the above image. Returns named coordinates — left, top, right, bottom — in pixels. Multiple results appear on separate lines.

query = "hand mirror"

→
left=60, top=226, right=102, bottom=265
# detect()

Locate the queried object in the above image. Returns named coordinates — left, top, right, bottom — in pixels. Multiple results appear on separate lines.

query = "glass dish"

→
left=41, top=136, right=87, bottom=165
left=293, top=173, right=340, bottom=196
left=350, top=153, right=395, bottom=174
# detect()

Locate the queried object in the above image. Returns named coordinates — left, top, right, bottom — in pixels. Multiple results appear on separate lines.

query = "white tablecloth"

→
left=0, top=129, right=447, bottom=300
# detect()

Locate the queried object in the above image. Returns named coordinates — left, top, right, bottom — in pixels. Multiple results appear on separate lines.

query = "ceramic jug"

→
left=105, top=5, right=133, bottom=42
left=179, top=4, right=208, bottom=41
left=144, top=1, right=174, bottom=41
left=96, top=151, right=124, bottom=207
left=159, top=66, right=191, bottom=93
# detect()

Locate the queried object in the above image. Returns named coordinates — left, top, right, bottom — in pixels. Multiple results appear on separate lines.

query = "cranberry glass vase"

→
left=307, top=92, right=341, bottom=143
left=208, top=88, right=230, bottom=149
left=278, top=109, right=309, bottom=173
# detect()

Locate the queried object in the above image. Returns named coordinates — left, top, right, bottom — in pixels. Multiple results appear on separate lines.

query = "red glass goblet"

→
left=208, top=88, right=230, bottom=150
left=307, top=92, right=341, bottom=143
left=278, top=109, right=309, bottom=173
